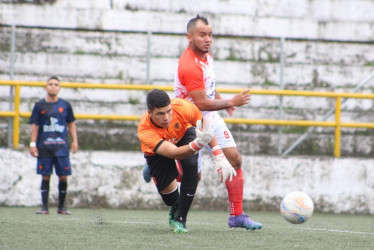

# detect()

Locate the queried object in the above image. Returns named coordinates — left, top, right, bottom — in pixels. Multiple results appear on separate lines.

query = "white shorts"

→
left=198, top=113, right=236, bottom=173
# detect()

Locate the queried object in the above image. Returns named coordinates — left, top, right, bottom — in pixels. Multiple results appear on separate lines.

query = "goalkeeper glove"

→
left=189, top=116, right=214, bottom=152
left=212, top=146, right=237, bottom=182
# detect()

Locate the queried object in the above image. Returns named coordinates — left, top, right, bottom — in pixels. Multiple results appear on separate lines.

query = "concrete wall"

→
left=0, top=0, right=374, bottom=155
left=1, top=148, right=373, bottom=214
left=1, top=0, right=374, bottom=87
left=2, top=0, right=374, bottom=40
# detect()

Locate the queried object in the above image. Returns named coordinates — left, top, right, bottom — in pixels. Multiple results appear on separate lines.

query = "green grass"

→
left=0, top=207, right=373, bottom=250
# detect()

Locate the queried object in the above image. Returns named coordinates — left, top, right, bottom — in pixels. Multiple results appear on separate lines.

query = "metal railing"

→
left=1, top=80, right=374, bottom=157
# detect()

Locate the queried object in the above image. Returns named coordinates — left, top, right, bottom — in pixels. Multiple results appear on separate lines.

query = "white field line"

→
left=301, top=227, right=374, bottom=236
left=57, top=217, right=374, bottom=235
left=56, top=217, right=222, bottom=225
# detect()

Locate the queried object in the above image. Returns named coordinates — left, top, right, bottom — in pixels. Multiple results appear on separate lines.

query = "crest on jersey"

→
left=174, top=122, right=180, bottom=130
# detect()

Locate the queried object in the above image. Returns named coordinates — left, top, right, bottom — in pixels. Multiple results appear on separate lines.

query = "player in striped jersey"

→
left=174, top=15, right=262, bottom=231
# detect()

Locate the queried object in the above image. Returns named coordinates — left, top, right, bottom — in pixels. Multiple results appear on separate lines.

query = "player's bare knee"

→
left=42, top=175, right=51, bottom=181
left=59, top=176, right=67, bottom=182
left=160, top=179, right=178, bottom=194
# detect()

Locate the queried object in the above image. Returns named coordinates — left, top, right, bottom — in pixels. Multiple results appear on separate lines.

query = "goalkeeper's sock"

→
left=160, top=186, right=179, bottom=206
left=177, top=164, right=198, bottom=223
left=225, top=168, right=244, bottom=216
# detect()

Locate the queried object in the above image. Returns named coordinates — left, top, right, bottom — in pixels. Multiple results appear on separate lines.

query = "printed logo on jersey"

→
left=43, top=137, right=66, bottom=145
left=41, top=110, right=46, bottom=114
left=207, top=86, right=215, bottom=99
left=43, top=117, right=65, bottom=133
left=174, top=122, right=180, bottom=130
left=58, top=107, right=64, bottom=113
left=38, top=165, right=43, bottom=170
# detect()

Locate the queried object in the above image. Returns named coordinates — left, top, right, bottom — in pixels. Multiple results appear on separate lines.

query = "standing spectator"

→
left=174, top=15, right=262, bottom=230
left=29, top=76, right=78, bottom=215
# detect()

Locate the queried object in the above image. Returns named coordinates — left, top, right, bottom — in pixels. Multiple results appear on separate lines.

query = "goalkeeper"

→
left=137, top=89, right=235, bottom=233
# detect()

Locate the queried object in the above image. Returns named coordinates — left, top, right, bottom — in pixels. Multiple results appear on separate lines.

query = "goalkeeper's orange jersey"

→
left=138, top=98, right=202, bottom=156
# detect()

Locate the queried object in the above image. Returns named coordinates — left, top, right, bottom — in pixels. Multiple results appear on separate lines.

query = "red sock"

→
left=175, top=160, right=183, bottom=182
left=225, top=168, right=243, bottom=216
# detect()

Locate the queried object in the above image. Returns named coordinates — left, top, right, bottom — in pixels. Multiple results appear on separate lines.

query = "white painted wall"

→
left=1, top=1, right=374, bottom=204
left=1, top=0, right=374, bottom=88
left=1, top=149, right=373, bottom=214
left=1, top=0, right=373, bottom=111
left=2, top=0, right=374, bottom=41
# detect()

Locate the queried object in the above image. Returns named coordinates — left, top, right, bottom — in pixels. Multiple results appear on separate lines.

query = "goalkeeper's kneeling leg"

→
left=160, top=186, right=179, bottom=206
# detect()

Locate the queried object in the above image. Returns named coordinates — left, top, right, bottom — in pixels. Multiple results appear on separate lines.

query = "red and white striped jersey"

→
left=174, top=47, right=217, bottom=118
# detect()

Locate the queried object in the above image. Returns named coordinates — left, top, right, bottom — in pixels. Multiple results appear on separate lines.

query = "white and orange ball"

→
left=280, top=191, right=314, bottom=224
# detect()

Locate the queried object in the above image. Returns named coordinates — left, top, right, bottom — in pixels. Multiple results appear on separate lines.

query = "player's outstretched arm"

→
left=155, top=117, right=214, bottom=160
left=156, top=141, right=198, bottom=160
left=230, top=89, right=251, bottom=107
left=188, top=89, right=250, bottom=112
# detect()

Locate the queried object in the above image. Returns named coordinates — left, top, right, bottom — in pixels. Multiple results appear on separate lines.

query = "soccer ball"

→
left=280, top=191, right=314, bottom=224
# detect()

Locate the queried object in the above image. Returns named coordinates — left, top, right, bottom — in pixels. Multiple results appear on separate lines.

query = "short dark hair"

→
left=47, top=76, right=59, bottom=82
left=187, top=14, right=209, bottom=33
left=146, top=89, right=171, bottom=111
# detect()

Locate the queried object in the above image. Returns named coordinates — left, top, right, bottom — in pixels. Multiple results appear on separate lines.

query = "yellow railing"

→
left=1, top=80, right=374, bottom=157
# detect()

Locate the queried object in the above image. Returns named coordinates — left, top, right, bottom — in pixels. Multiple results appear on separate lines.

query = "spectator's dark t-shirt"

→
left=29, top=98, right=75, bottom=157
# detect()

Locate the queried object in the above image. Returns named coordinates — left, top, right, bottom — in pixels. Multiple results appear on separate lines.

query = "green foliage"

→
left=116, top=71, right=124, bottom=80
left=257, top=46, right=279, bottom=63
left=263, top=78, right=277, bottom=86
left=226, top=48, right=241, bottom=61
left=364, top=61, right=374, bottom=67
left=281, top=126, right=309, bottom=134
left=129, top=96, right=140, bottom=105
left=0, top=43, right=10, bottom=52
left=74, top=50, right=86, bottom=55
left=74, top=50, right=102, bottom=56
